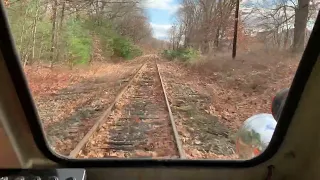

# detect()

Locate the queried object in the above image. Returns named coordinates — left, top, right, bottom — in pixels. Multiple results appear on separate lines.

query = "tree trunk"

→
left=55, top=1, right=65, bottom=62
left=50, top=0, right=58, bottom=68
left=283, top=6, right=290, bottom=50
left=292, top=0, right=309, bottom=53
left=184, top=35, right=190, bottom=48
left=31, top=0, right=40, bottom=63
left=37, top=34, right=45, bottom=69
left=20, top=7, right=29, bottom=63
left=214, top=27, right=220, bottom=48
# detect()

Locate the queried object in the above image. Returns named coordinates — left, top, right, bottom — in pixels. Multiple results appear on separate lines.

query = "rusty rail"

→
left=69, top=58, right=185, bottom=159
left=155, top=60, right=186, bottom=159
left=68, top=63, right=146, bottom=158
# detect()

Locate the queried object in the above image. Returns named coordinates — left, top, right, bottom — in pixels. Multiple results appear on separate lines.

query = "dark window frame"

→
left=0, top=3, right=319, bottom=168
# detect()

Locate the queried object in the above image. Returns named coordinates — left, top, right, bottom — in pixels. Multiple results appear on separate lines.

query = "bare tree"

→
left=293, top=0, right=310, bottom=52
left=50, top=0, right=58, bottom=67
left=172, top=0, right=237, bottom=53
left=31, top=0, right=40, bottom=63
left=246, top=0, right=316, bottom=52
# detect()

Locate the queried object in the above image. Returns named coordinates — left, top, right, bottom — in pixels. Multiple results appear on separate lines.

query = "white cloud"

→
left=154, top=32, right=168, bottom=39
left=143, top=0, right=181, bottom=39
left=150, top=23, right=171, bottom=39
left=144, top=0, right=180, bottom=14
left=151, top=23, right=171, bottom=31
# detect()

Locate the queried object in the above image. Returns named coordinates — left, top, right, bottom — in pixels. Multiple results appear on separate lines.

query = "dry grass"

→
left=23, top=58, right=145, bottom=155
left=188, top=50, right=300, bottom=129
left=24, top=60, right=144, bottom=97
left=157, top=50, right=300, bottom=159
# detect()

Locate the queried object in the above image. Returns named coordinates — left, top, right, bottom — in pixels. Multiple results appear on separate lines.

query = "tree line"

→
left=169, top=0, right=318, bottom=54
left=5, top=0, right=166, bottom=68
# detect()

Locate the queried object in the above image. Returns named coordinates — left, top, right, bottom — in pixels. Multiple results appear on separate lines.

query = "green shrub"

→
left=162, top=48, right=199, bottom=62
left=112, top=36, right=142, bottom=60
left=85, top=20, right=142, bottom=60
left=85, top=20, right=115, bottom=59
left=66, top=19, right=92, bottom=65
left=179, top=48, right=199, bottom=61
left=162, top=49, right=174, bottom=60
left=7, top=2, right=144, bottom=66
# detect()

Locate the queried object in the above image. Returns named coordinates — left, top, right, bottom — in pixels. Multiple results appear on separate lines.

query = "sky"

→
left=143, top=0, right=318, bottom=39
left=142, top=0, right=262, bottom=40
left=144, top=0, right=180, bottom=40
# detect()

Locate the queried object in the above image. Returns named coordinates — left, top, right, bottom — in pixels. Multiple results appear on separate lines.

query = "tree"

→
left=292, top=0, right=310, bottom=52
left=49, top=0, right=58, bottom=67
left=171, top=0, right=238, bottom=53
left=245, top=0, right=316, bottom=52
left=6, top=0, right=160, bottom=67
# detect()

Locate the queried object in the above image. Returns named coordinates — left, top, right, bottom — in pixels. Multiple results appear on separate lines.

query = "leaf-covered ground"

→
left=157, top=51, right=299, bottom=159
left=24, top=59, right=145, bottom=155
left=23, top=52, right=299, bottom=159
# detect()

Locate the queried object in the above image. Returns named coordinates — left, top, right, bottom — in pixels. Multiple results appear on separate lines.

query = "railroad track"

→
left=44, top=62, right=144, bottom=156
left=69, top=59, right=185, bottom=159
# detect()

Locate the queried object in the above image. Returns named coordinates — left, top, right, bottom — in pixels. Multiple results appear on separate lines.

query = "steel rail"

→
left=155, top=59, right=186, bottom=159
left=68, top=62, right=146, bottom=158
left=69, top=58, right=185, bottom=159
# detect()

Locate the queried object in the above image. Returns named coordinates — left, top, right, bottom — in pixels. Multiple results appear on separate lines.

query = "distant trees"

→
left=168, top=0, right=318, bottom=54
left=169, top=0, right=239, bottom=53
left=5, top=0, right=161, bottom=67
left=248, top=0, right=317, bottom=52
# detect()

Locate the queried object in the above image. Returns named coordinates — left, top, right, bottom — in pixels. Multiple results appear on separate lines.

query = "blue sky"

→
left=142, top=0, right=317, bottom=39
left=144, top=0, right=180, bottom=40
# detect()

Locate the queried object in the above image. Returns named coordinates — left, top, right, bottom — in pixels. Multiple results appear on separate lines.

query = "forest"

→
left=166, top=0, right=318, bottom=59
left=5, top=0, right=167, bottom=68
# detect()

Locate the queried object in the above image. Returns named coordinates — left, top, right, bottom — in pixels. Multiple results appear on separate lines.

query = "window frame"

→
left=0, top=2, right=319, bottom=168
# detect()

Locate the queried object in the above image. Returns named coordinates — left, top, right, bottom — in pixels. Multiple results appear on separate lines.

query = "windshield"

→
left=3, top=0, right=319, bottom=160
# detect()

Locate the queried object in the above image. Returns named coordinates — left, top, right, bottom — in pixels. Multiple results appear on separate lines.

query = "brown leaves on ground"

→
left=157, top=50, right=299, bottom=159
left=24, top=65, right=79, bottom=97
left=22, top=52, right=299, bottom=159
left=194, top=51, right=298, bottom=130
left=24, top=58, right=145, bottom=156
left=161, top=50, right=299, bottom=131
left=186, top=148, right=239, bottom=160
left=24, top=60, right=144, bottom=98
